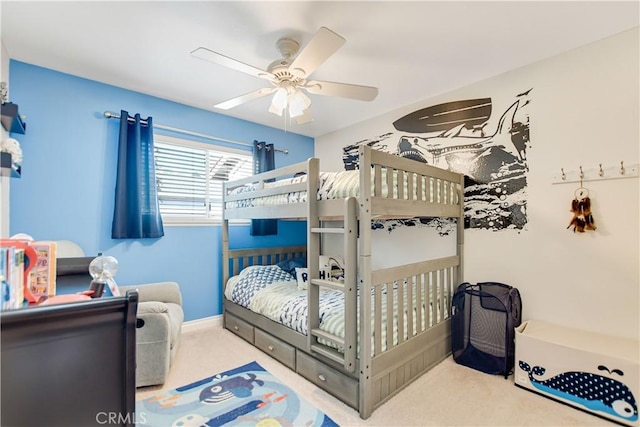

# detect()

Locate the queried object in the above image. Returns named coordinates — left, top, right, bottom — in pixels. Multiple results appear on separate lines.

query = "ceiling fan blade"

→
left=288, top=27, right=346, bottom=78
left=214, top=87, right=276, bottom=110
left=191, top=47, right=275, bottom=81
left=295, top=108, right=313, bottom=124
left=304, top=80, right=378, bottom=101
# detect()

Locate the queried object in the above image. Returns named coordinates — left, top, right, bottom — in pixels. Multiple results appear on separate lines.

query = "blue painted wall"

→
left=8, top=61, right=312, bottom=321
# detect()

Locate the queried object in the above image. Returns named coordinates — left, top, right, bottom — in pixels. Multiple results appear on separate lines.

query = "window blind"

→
left=154, top=137, right=253, bottom=223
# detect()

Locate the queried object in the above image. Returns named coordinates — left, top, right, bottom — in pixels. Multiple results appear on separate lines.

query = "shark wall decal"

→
left=342, top=89, right=531, bottom=231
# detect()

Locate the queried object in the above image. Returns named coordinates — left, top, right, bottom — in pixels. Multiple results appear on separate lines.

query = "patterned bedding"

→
left=224, top=265, right=439, bottom=355
left=224, top=265, right=346, bottom=340
left=225, top=169, right=444, bottom=209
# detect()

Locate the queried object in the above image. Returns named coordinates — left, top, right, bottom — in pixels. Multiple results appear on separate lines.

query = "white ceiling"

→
left=1, top=1, right=638, bottom=138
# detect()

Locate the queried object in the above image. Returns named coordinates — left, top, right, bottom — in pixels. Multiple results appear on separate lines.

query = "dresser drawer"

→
left=254, top=329, right=296, bottom=370
left=225, top=312, right=254, bottom=344
left=296, top=351, right=358, bottom=409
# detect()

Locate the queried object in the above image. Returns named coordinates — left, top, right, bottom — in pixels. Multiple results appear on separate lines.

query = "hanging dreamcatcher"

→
left=567, top=174, right=596, bottom=232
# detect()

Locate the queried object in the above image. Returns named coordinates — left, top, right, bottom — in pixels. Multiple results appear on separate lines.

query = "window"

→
left=154, top=135, right=253, bottom=224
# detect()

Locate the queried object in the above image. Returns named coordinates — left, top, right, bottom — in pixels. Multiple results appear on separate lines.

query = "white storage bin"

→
left=515, top=320, right=639, bottom=426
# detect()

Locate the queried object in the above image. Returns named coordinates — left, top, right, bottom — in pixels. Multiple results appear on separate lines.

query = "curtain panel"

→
left=251, top=140, right=277, bottom=236
left=112, top=110, right=164, bottom=239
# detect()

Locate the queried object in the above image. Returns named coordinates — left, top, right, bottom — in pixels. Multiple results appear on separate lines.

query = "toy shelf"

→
left=0, top=152, right=20, bottom=178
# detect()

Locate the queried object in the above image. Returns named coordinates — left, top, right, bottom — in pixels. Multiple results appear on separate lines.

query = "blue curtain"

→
left=112, top=110, right=164, bottom=239
left=251, top=140, right=278, bottom=236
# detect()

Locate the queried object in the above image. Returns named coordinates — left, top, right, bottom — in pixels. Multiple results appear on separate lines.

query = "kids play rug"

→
left=137, top=361, right=339, bottom=426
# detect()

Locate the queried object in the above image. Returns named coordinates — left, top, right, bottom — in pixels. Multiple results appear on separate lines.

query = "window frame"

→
left=153, top=134, right=252, bottom=226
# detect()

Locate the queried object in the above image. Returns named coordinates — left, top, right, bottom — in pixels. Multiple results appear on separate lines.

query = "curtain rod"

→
left=103, top=111, right=288, bottom=154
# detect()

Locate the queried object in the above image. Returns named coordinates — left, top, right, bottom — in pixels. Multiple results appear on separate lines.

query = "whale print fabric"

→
left=228, top=265, right=295, bottom=308
left=519, top=361, right=638, bottom=423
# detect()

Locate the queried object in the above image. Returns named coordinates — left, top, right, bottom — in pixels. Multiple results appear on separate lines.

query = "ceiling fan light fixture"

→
left=268, top=103, right=284, bottom=117
left=272, top=87, right=288, bottom=108
left=269, top=87, right=288, bottom=116
left=288, top=89, right=311, bottom=118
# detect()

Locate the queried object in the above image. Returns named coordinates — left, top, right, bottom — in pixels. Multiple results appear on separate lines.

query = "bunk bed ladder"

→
left=308, top=197, right=358, bottom=373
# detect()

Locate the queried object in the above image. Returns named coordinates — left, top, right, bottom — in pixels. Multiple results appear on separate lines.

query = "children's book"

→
left=1, top=238, right=40, bottom=304
left=27, top=241, right=57, bottom=298
left=12, top=248, right=25, bottom=308
left=0, top=247, right=9, bottom=310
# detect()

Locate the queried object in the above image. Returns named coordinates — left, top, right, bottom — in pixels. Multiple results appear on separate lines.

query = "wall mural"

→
left=342, top=89, right=531, bottom=233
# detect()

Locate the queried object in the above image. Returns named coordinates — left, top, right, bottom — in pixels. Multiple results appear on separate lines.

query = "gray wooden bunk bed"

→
left=221, top=145, right=464, bottom=419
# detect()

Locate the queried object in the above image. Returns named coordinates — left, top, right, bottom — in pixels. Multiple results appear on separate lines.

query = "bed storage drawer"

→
left=254, top=329, right=296, bottom=370
left=296, top=351, right=358, bottom=409
left=225, top=312, right=254, bottom=344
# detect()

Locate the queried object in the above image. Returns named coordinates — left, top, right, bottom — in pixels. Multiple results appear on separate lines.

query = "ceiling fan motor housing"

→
left=267, top=37, right=305, bottom=85
left=276, top=37, right=300, bottom=59
left=268, top=62, right=303, bottom=85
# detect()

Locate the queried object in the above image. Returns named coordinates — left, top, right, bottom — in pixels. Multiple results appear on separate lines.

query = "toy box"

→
left=515, top=320, right=639, bottom=426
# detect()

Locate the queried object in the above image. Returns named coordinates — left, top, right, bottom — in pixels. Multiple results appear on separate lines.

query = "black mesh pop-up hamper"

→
left=451, top=282, right=522, bottom=378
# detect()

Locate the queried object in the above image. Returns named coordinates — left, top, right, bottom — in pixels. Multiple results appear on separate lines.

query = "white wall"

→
left=316, top=28, right=639, bottom=341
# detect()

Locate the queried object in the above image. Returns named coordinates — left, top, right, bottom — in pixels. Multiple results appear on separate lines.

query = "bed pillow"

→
left=295, top=267, right=309, bottom=290
left=276, top=257, right=307, bottom=279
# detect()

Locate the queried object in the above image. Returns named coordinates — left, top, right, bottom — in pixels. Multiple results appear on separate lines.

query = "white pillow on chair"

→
left=55, top=240, right=85, bottom=258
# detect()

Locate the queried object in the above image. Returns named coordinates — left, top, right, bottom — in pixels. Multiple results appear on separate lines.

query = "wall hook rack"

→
left=552, top=161, right=639, bottom=184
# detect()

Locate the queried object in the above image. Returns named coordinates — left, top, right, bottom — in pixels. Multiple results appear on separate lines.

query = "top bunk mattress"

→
left=225, top=169, right=459, bottom=209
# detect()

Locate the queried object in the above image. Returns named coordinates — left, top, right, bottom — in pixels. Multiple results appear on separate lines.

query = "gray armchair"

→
left=118, top=282, right=184, bottom=387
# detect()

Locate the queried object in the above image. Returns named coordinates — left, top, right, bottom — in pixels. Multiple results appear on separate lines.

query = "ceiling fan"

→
left=191, top=27, right=378, bottom=124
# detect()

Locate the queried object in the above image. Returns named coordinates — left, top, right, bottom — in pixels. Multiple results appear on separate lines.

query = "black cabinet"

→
left=1, top=291, right=139, bottom=426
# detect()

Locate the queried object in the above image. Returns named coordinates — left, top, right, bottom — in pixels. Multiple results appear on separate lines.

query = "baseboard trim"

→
left=182, top=315, right=222, bottom=334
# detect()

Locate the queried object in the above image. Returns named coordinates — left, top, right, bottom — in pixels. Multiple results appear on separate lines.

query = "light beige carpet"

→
left=136, top=326, right=616, bottom=426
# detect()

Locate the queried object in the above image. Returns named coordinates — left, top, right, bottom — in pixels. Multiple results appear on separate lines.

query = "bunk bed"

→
left=221, top=145, right=465, bottom=419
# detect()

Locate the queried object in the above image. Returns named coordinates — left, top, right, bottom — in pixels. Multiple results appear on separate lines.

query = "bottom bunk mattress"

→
left=224, top=264, right=444, bottom=355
